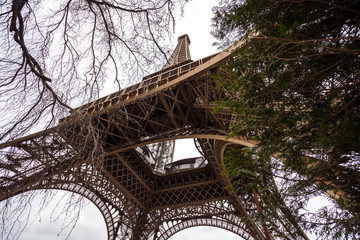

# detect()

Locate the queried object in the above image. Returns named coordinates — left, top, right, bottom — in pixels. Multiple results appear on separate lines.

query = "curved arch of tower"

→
left=156, top=217, right=253, bottom=240
left=0, top=34, right=306, bottom=240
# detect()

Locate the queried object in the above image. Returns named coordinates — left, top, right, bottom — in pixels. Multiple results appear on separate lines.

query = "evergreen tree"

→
left=212, top=1, right=360, bottom=238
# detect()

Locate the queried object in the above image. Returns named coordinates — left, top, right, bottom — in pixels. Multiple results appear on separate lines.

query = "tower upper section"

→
left=163, top=34, right=191, bottom=69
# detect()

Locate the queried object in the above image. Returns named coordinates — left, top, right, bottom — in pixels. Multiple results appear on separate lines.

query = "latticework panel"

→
left=150, top=182, right=228, bottom=209
left=104, top=153, right=152, bottom=207
left=117, top=150, right=155, bottom=186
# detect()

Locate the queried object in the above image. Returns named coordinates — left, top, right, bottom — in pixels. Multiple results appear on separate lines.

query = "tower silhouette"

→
left=0, top=35, right=301, bottom=240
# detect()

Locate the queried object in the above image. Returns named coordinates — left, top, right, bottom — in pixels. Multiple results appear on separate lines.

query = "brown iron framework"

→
left=0, top=35, right=304, bottom=240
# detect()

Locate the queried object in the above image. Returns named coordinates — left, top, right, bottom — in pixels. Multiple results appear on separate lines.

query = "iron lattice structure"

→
left=0, top=35, right=305, bottom=240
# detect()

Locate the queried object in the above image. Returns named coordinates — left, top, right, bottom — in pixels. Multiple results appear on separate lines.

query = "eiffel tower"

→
left=0, top=35, right=303, bottom=240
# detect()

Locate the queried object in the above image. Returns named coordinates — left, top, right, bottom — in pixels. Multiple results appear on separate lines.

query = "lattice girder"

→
left=0, top=37, right=276, bottom=240
left=60, top=70, right=237, bottom=154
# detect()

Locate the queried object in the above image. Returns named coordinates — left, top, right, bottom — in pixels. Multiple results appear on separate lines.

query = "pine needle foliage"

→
left=212, top=1, right=360, bottom=239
